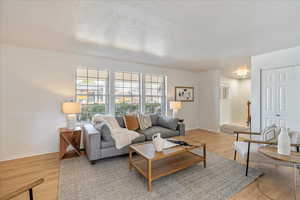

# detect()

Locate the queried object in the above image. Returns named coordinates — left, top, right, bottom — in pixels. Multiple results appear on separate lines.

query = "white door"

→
left=261, top=69, right=279, bottom=129
left=287, top=66, right=300, bottom=131
left=261, top=66, right=300, bottom=131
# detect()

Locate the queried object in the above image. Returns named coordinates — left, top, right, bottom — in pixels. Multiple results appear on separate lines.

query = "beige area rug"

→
left=59, top=150, right=262, bottom=200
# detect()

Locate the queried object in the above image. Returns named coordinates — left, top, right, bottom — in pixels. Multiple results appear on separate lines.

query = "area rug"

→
left=59, top=150, right=262, bottom=200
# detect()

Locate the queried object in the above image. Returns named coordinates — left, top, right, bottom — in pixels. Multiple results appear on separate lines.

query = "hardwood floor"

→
left=0, top=129, right=296, bottom=200
left=0, top=153, right=59, bottom=200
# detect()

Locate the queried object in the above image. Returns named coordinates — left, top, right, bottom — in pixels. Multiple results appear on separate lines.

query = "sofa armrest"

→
left=177, top=123, right=185, bottom=136
left=83, top=123, right=101, bottom=161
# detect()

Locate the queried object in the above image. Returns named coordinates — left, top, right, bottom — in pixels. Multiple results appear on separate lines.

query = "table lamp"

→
left=62, top=102, right=81, bottom=129
left=170, top=101, right=182, bottom=118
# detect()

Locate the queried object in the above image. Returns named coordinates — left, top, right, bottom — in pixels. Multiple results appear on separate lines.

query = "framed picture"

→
left=175, top=87, right=194, bottom=102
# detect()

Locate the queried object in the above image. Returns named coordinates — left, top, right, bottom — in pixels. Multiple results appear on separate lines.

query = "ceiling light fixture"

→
left=234, top=66, right=249, bottom=78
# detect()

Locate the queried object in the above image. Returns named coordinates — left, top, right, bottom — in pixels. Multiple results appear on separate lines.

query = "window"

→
left=75, top=68, right=167, bottom=119
left=144, top=75, right=166, bottom=114
left=114, top=72, right=140, bottom=115
left=76, top=68, right=109, bottom=121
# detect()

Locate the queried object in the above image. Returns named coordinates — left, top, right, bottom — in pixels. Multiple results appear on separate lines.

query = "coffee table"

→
left=128, top=136, right=206, bottom=192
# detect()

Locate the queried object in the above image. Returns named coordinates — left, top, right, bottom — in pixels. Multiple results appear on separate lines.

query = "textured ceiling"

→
left=1, top=0, right=300, bottom=71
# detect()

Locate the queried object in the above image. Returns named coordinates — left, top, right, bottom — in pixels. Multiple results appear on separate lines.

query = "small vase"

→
left=277, top=127, right=291, bottom=155
left=152, top=133, right=164, bottom=152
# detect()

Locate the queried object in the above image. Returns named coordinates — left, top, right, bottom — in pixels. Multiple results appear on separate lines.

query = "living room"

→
left=1, top=1, right=300, bottom=200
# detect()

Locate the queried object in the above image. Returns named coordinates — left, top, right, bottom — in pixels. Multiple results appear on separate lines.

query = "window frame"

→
left=113, top=71, right=142, bottom=115
left=142, top=74, right=167, bottom=115
left=75, top=68, right=110, bottom=120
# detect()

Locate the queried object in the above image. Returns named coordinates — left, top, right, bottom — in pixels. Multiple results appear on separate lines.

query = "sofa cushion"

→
left=150, top=114, right=159, bottom=126
left=132, top=134, right=146, bottom=143
left=115, top=116, right=126, bottom=128
left=137, top=126, right=179, bottom=140
left=158, top=116, right=179, bottom=130
left=94, top=123, right=113, bottom=141
left=123, top=114, right=139, bottom=131
left=100, top=134, right=145, bottom=148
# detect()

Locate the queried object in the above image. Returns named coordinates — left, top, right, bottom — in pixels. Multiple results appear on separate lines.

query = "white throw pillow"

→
left=137, top=113, right=152, bottom=130
left=92, top=114, right=105, bottom=124
left=104, top=116, right=120, bottom=129
left=92, top=114, right=120, bottom=129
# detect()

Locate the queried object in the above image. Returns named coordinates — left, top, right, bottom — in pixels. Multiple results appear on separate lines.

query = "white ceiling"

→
left=1, top=0, right=300, bottom=71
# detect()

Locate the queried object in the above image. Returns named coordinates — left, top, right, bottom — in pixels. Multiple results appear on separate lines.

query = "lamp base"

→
left=172, top=110, right=178, bottom=118
left=66, top=114, right=77, bottom=130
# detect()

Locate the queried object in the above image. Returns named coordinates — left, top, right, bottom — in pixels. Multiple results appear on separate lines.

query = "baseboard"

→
left=186, top=127, right=201, bottom=131
left=0, top=151, right=59, bottom=162
left=188, top=127, right=220, bottom=133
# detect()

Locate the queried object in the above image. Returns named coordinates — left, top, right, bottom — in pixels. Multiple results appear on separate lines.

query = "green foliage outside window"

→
left=79, top=104, right=106, bottom=121
left=79, top=103, right=162, bottom=121
left=115, top=103, right=139, bottom=115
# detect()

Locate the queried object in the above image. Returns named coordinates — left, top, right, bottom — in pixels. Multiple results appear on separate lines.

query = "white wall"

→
left=220, top=76, right=251, bottom=125
left=251, top=46, right=300, bottom=132
left=231, top=79, right=251, bottom=124
left=0, top=44, right=220, bottom=161
left=197, top=70, right=220, bottom=132
left=0, top=46, right=4, bottom=159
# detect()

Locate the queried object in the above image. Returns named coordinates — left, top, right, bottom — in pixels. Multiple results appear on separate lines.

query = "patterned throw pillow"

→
left=123, top=114, right=140, bottom=131
left=262, top=124, right=277, bottom=142
left=137, top=114, right=152, bottom=130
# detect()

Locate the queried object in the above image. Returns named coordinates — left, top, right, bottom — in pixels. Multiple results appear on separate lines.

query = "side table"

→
left=258, top=146, right=300, bottom=199
left=59, top=127, right=81, bottom=159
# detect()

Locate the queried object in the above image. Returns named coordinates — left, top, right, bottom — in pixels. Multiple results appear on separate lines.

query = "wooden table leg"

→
left=203, top=144, right=206, bottom=168
left=129, top=148, right=133, bottom=170
left=147, top=160, right=152, bottom=192
left=59, top=135, right=68, bottom=159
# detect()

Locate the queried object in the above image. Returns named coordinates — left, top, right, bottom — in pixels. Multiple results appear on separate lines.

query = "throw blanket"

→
left=103, top=121, right=140, bottom=149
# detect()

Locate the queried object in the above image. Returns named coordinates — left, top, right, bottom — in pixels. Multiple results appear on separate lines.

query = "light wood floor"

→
left=0, top=129, right=296, bottom=200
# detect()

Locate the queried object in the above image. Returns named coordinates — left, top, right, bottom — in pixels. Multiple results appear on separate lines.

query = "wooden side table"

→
left=59, top=127, right=81, bottom=159
left=258, top=146, right=300, bottom=199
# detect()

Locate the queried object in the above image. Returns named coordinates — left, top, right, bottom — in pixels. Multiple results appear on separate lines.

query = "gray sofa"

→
left=83, top=114, right=185, bottom=164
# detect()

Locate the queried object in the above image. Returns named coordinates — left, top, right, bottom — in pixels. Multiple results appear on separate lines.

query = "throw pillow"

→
left=115, top=116, right=126, bottom=128
left=137, top=114, right=152, bottom=130
left=150, top=114, right=159, bottom=125
left=158, top=116, right=179, bottom=130
left=104, top=116, right=120, bottom=129
left=92, top=114, right=105, bottom=124
left=123, top=114, right=139, bottom=131
left=93, top=114, right=120, bottom=129
left=262, top=124, right=277, bottom=142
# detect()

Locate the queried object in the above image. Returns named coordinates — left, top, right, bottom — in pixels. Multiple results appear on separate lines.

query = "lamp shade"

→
left=170, top=101, right=182, bottom=110
left=62, top=102, right=81, bottom=114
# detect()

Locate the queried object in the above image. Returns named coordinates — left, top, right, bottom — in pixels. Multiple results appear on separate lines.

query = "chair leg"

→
left=29, top=188, right=33, bottom=200
left=234, top=133, right=239, bottom=160
left=245, top=141, right=251, bottom=176
left=297, top=146, right=299, bottom=152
